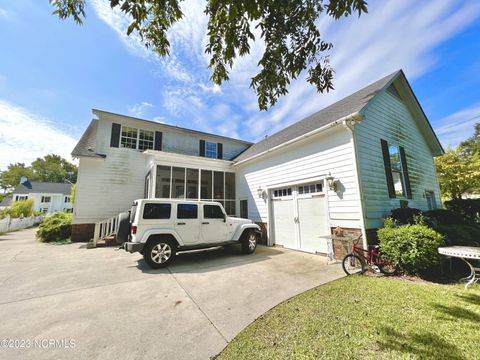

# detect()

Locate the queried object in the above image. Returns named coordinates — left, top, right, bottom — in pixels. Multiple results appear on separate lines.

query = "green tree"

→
left=31, top=154, right=77, bottom=183
left=459, top=123, right=480, bottom=157
left=50, top=0, right=368, bottom=110
left=0, top=163, right=34, bottom=193
left=435, top=148, right=480, bottom=199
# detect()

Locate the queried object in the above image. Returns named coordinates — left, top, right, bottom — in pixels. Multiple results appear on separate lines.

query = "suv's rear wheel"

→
left=241, top=230, right=257, bottom=254
left=144, top=238, right=176, bottom=269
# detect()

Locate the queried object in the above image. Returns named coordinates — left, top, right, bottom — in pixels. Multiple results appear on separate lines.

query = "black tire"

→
left=378, top=259, right=398, bottom=276
left=241, top=230, right=257, bottom=254
left=342, top=254, right=365, bottom=275
left=115, top=212, right=131, bottom=245
left=143, top=237, right=177, bottom=269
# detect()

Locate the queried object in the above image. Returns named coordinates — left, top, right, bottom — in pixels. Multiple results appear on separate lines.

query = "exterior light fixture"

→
left=257, top=186, right=264, bottom=198
left=325, top=174, right=338, bottom=192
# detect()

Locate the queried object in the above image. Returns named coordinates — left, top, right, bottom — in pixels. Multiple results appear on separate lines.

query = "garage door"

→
left=272, top=196, right=296, bottom=249
left=271, top=183, right=329, bottom=253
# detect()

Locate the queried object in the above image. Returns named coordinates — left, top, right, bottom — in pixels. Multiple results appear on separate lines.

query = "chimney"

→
left=20, top=176, right=28, bottom=185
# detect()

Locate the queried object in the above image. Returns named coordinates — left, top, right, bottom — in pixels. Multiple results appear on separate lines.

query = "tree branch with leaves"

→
left=50, top=0, right=368, bottom=110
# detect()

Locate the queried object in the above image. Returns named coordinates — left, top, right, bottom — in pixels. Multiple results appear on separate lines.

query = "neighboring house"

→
left=71, top=70, right=443, bottom=255
left=11, top=177, right=73, bottom=214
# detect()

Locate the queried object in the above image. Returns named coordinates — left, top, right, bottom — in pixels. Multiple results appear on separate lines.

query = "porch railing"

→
left=92, top=214, right=119, bottom=247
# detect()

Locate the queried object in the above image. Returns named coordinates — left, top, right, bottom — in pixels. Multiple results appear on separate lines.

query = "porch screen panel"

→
left=201, top=170, right=212, bottom=200
left=172, top=167, right=186, bottom=199
left=225, top=172, right=235, bottom=199
left=186, top=168, right=199, bottom=199
left=213, top=171, right=224, bottom=200
left=155, top=165, right=171, bottom=198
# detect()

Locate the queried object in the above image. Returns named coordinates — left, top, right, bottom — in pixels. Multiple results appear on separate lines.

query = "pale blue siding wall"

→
left=355, top=90, right=441, bottom=229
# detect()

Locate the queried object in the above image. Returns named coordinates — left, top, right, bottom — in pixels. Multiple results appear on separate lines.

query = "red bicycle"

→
left=342, top=235, right=398, bottom=276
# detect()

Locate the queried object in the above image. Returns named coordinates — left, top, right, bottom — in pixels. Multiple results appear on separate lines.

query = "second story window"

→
left=121, top=126, right=138, bottom=149
left=41, top=196, right=51, bottom=203
left=139, top=129, right=154, bottom=151
left=205, top=142, right=217, bottom=158
left=64, top=196, right=71, bottom=203
left=388, top=145, right=405, bottom=197
left=121, top=126, right=154, bottom=151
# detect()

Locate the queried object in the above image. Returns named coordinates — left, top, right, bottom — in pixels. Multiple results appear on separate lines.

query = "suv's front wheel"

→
left=241, top=230, right=257, bottom=254
left=144, top=238, right=177, bottom=269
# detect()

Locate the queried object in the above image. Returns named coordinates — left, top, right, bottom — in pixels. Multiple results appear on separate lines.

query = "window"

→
left=186, top=169, right=199, bottom=199
left=156, top=165, right=171, bottom=198
left=64, top=196, right=70, bottom=203
left=177, top=204, right=198, bottom=219
left=388, top=145, right=405, bottom=197
left=41, top=196, right=51, bottom=203
left=138, top=129, right=154, bottom=151
left=143, top=203, right=171, bottom=219
left=121, top=126, right=138, bottom=149
left=240, top=199, right=248, bottom=219
left=64, top=208, right=73, bottom=213
left=298, top=183, right=323, bottom=195
left=41, top=208, right=48, bottom=214
left=172, top=167, right=186, bottom=199
left=425, top=191, right=437, bottom=210
left=200, top=170, right=213, bottom=200
left=213, top=171, right=224, bottom=200
left=273, top=187, right=292, bottom=198
left=204, top=205, right=224, bottom=219
left=15, top=195, right=28, bottom=201
left=205, top=142, right=217, bottom=158
left=121, top=126, right=154, bottom=151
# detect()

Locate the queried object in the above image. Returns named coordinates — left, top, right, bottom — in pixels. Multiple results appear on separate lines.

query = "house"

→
left=71, top=70, right=443, bottom=256
left=10, top=177, right=73, bottom=214
left=0, top=196, right=12, bottom=210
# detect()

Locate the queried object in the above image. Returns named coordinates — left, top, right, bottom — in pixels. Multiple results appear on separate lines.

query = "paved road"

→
left=0, top=228, right=344, bottom=360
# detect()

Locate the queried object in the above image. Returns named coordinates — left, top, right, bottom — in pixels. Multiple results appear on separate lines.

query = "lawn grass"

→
left=218, top=276, right=480, bottom=360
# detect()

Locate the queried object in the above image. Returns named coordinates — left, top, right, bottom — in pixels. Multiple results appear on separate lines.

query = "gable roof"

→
left=71, top=119, right=106, bottom=159
left=13, top=182, right=72, bottom=196
left=234, top=70, right=443, bottom=162
left=234, top=71, right=400, bottom=162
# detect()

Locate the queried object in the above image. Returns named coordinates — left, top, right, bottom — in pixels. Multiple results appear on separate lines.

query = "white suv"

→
left=124, top=199, right=261, bottom=268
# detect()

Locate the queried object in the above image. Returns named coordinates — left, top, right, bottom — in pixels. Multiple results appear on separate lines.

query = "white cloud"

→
left=128, top=101, right=153, bottom=117
left=89, top=0, right=480, bottom=142
left=0, top=100, right=78, bottom=170
left=434, top=104, right=480, bottom=149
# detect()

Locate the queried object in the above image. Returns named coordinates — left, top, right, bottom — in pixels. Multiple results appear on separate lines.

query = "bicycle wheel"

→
left=378, top=259, right=398, bottom=276
left=342, top=254, right=365, bottom=275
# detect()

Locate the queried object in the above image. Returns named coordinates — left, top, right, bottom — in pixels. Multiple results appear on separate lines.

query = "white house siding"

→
left=235, top=126, right=363, bottom=240
left=95, top=112, right=250, bottom=160
left=73, top=150, right=148, bottom=225
left=355, top=89, right=442, bottom=229
left=11, top=193, right=71, bottom=213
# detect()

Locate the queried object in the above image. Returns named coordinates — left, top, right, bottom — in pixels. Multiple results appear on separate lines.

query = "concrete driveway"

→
left=0, top=228, right=344, bottom=360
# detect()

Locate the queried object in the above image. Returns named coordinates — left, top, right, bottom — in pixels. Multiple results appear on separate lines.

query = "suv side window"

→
left=204, top=205, right=224, bottom=219
left=143, top=203, right=171, bottom=219
left=177, top=204, right=198, bottom=219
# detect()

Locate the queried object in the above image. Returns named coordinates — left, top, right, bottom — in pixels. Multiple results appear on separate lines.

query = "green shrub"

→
left=435, top=224, right=480, bottom=247
left=36, top=212, right=72, bottom=242
left=444, top=199, right=480, bottom=223
left=378, top=224, right=445, bottom=275
left=390, top=208, right=422, bottom=225
left=5, top=199, right=34, bottom=218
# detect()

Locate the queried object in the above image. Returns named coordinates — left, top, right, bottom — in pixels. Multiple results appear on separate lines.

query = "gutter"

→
left=234, top=112, right=362, bottom=166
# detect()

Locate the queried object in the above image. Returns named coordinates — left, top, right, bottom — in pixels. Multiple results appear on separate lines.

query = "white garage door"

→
left=271, top=183, right=329, bottom=254
left=272, top=197, right=296, bottom=249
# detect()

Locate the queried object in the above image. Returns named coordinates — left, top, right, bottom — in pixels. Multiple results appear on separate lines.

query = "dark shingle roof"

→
left=13, top=182, right=72, bottom=196
left=234, top=71, right=400, bottom=162
left=71, top=119, right=106, bottom=158
left=0, top=196, right=12, bottom=207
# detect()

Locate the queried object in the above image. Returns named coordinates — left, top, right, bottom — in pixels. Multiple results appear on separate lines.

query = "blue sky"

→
left=0, top=0, right=479, bottom=169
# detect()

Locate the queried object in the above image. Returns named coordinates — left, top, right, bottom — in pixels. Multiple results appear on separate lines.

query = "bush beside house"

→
left=36, top=212, right=72, bottom=242
left=0, top=199, right=34, bottom=219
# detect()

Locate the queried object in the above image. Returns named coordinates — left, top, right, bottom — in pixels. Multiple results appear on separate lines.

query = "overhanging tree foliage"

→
left=50, top=0, right=368, bottom=110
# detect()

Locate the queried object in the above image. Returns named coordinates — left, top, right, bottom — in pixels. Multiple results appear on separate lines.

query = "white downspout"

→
left=343, top=119, right=369, bottom=250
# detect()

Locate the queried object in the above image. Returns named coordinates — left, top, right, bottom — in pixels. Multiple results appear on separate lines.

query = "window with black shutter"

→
left=381, top=139, right=411, bottom=198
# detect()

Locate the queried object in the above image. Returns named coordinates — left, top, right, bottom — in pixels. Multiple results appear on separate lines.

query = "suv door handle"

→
left=202, top=222, right=209, bottom=225
left=177, top=222, right=186, bottom=225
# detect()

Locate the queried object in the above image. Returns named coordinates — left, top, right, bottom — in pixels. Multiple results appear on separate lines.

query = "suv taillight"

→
left=131, top=225, right=137, bottom=235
